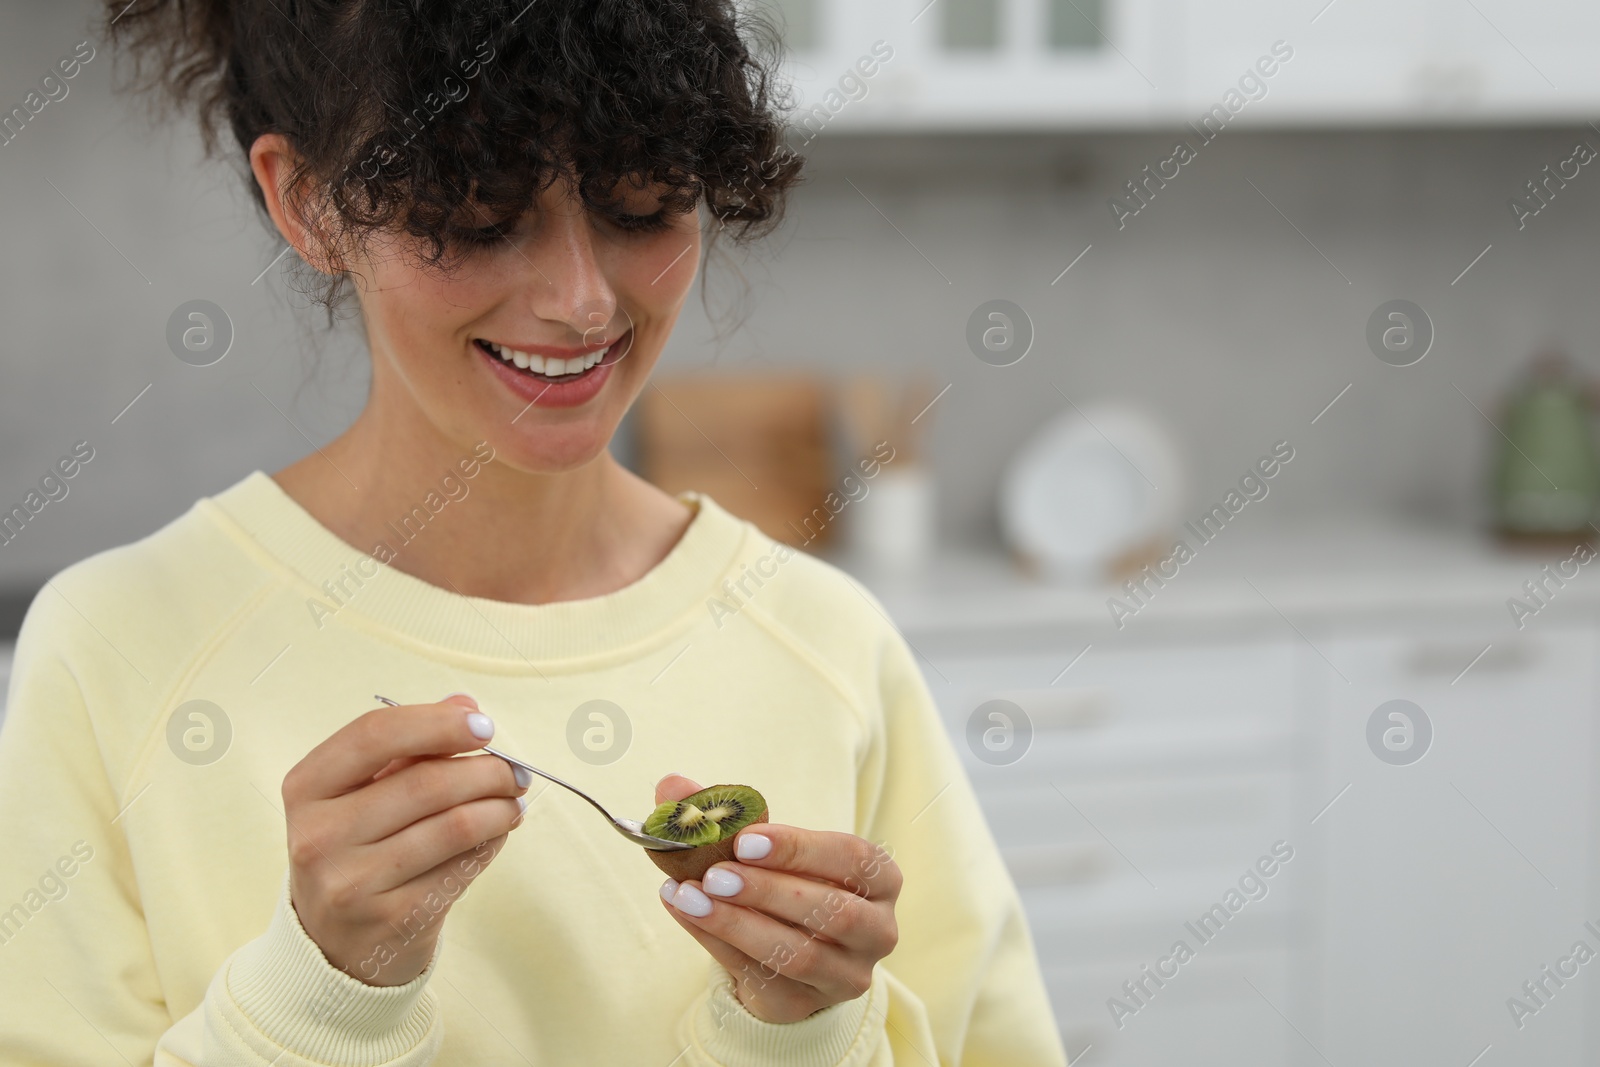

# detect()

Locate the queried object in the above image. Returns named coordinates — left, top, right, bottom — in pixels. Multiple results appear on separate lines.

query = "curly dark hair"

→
left=102, top=0, right=805, bottom=316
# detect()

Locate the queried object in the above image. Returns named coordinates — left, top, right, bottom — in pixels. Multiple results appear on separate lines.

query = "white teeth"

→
left=483, top=339, right=603, bottom=377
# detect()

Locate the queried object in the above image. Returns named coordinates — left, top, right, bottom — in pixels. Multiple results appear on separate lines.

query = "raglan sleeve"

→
left=0, top=580, right=444, bottom=1066
left=850, top=599, right=1069, bottom=1067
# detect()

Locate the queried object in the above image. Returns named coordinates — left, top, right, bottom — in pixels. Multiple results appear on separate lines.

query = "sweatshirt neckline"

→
left=199, top=469, right=746, bottom=665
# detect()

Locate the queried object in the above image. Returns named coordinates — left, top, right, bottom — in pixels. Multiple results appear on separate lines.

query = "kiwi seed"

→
left=644, top=784, right=767, bottom=883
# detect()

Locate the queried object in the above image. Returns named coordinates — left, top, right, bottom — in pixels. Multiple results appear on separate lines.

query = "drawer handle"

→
left=1001, top=842, right=1111, bottom=887
left=1404, top=641, right=1538, bottom=676
left=985, top=688, right=1114, bottom=731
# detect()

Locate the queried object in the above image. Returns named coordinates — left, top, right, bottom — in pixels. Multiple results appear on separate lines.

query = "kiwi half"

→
left=643, top=784, right=768, bottom=883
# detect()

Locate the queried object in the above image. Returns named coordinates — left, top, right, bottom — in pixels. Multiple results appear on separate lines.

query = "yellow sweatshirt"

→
left=0, top=469, right=1064, bottom=1066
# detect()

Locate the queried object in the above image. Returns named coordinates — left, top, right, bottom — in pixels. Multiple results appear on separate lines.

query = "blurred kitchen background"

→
left=6, top=0, right=1600, bottom=1064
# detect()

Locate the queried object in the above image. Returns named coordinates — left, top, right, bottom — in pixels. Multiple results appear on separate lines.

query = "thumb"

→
left=655, top=773, right=703, bottom=806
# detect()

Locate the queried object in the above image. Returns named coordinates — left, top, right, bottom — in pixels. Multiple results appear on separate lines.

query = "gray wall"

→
left=722, top=127, right=1600, bottom=543
left=3, top=0, right=1598, bottom=612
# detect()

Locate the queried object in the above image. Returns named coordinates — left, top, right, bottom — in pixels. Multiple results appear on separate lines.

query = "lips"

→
left=474, top=329, right=630, bottom=409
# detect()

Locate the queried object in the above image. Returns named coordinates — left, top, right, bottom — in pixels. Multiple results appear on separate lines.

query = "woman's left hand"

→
left=654, top=775, right=901, bottom=1024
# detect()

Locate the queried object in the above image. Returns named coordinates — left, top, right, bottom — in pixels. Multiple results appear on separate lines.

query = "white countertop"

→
left=2, top=517, right=1592, bottom=677
left=835, top=514, right=1600, bottom=646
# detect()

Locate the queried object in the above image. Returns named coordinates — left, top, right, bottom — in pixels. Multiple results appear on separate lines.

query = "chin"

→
left=491, top=423, right=617, bottom=475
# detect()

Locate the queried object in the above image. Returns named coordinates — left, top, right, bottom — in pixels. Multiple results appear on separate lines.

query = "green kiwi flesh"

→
left=644, top=784, right=768, bottom=882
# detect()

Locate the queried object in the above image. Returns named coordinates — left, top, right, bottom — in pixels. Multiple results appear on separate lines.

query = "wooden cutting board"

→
left=635, top=376, right=837, bottom=547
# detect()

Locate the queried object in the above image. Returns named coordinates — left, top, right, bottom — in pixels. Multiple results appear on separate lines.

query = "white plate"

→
left=1000, top=403, right=1185, bottom=582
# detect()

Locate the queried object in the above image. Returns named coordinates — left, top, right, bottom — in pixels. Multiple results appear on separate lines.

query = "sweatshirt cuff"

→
left=688, top=964, right=887, bottom=1066
left=221, top=871, right=442, bottom=1065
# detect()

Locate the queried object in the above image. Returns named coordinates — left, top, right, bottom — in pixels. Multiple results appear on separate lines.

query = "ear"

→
left=248, top=132, right=337, bottom=274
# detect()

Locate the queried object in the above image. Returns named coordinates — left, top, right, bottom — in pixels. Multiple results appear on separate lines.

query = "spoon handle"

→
left=370, top=695, right=692, bottom=851
left=480, top=744, right=690, bottom=850
left=480, top=745, right=609, bottom=820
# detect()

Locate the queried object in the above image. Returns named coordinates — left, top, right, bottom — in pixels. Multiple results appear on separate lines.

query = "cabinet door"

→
left=774, top=0, right=1171, bottom=130
left=1308, top=622, right=1598, bottom=1067
left=767, top=0, right=1600, bottom=128
left=921, top=637, right=1304, bottom=1067
left=1185, top=0, right=1600, bottom=124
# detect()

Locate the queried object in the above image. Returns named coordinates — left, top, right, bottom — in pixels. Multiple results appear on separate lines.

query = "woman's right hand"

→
left=281, top=694, right=529, bottom=986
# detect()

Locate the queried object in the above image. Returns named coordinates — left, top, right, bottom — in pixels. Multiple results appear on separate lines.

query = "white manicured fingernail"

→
left=443, top=691, right=478, bottom=708
left=512, top=766, right=533, bottom=789
left=735, top=833, right=771, bottom=860
left=466, top=712, right=494, bottom=740
left=672, top=882, right=713, bottom=917
left=516, top=795, right=528, bottom=814
left=659, top=878, right=679, bottom=903
left=703, top=867, right=743, bottom=897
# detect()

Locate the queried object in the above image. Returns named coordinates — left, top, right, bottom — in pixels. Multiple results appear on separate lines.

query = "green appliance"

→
left=1493, top=351, right=1600, bottom=541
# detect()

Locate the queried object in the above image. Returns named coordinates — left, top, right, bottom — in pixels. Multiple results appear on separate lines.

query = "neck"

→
left=271, top=402, right=691, bottom=606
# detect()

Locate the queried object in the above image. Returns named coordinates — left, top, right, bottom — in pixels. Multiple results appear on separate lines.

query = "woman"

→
left=0, top=1, right=1065, bottom=1063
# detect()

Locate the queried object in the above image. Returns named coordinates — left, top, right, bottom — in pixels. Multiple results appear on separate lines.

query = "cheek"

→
left=365, top=256, right=497, bottom=360
left=617, top=226, right=701, bottom=313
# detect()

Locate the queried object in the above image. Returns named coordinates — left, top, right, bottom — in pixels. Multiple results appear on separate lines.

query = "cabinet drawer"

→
left=1043, top=947, right=1297, bottom=1067
left=925, top=639, right=1299, bottom=784
left=926, top=638, right=1297, bottom=748
left=1309, top=622, right=1599, bottom=1065
left=988, top=769, right=1296, bottom=876
left=1024, top=877, right=1299, bottom=965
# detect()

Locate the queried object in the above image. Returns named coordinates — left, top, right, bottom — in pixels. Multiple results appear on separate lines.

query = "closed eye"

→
left=601, top=208, right=675, bottom=234
left=449, top=215, right=521, bottom=249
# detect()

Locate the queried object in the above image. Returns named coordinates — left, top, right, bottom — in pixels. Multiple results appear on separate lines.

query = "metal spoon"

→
left=372, top=695, right=693, bottom=852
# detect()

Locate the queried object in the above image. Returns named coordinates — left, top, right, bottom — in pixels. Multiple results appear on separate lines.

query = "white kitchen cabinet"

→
left=919, top=637, right=1307, bottom=1067
left=869, top=521, right=1600, bottom=1064
left=898, top=607, right=1600, bottom=1063
left=1303, top=622, right=1599, bottom=1067
left=772, top=0, right=1169, bottom=131
left=761, top=0, right=1600, bottom=130
left=1190, top=0, right=1600, bottom=125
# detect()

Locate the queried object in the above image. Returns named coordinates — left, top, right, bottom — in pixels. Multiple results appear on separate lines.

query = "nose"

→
left=524, top=184, right=620, bottom=347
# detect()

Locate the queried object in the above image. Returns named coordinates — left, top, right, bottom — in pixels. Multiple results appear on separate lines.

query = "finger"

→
left=698, top=862, right=896, bottom=955
left=660, top=880, right=858, bottom=1002
left=394, top=830, right=509, bottom=904
left=360, top=793, right=525, bottom=893
left=654, top=774, right=704, bottom=806
left=350, top=832, right=510, bottom=982
left=730, top=826, right=902, bottom=902
left=290, top=697, right=495, bottom=799
left=348, top=753, right=527, bottom=843
left=659, top=890, right=760, bottom=973
left=371, top=755, right=426, bottom=782
left=656, top=891, right=809, bottom=1006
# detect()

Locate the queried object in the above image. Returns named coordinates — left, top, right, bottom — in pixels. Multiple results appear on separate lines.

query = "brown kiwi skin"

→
left=648, top=809, right=769, bottom=883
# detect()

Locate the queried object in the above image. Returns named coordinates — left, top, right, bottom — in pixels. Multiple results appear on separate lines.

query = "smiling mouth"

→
left=473, top=332, right=630, bottom=381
